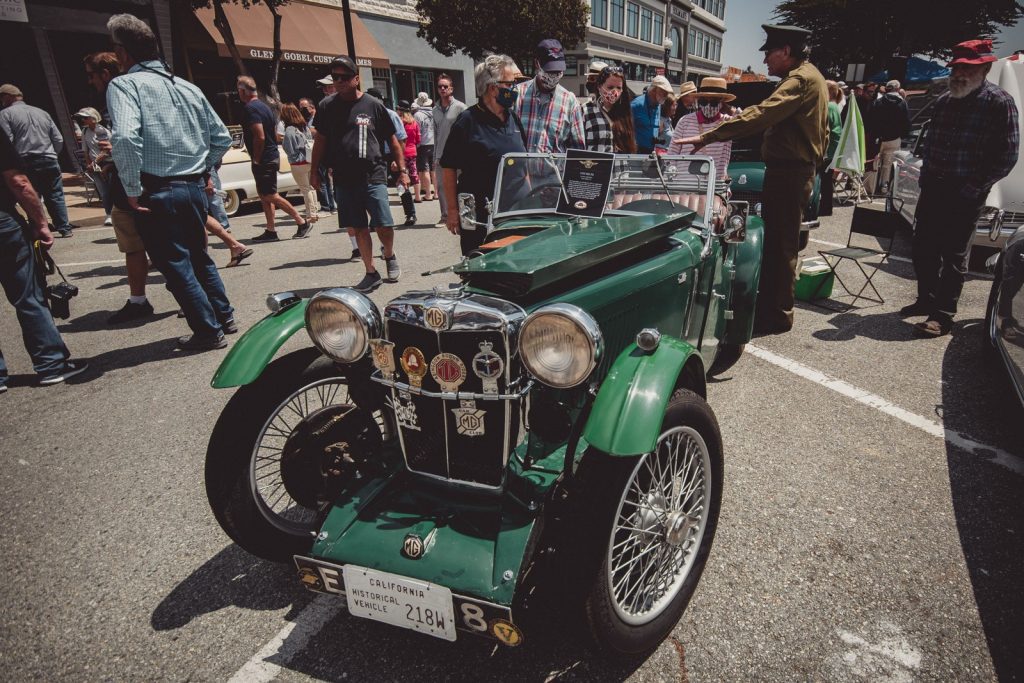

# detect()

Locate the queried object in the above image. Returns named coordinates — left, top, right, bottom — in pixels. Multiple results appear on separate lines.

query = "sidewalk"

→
left=62, top=172, right=107, bottom=228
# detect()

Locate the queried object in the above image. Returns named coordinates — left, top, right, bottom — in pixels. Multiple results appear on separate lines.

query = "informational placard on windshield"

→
left=555, top=149, right=614, bottom=218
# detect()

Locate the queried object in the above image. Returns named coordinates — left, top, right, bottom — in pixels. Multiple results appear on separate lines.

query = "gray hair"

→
left=237, top=75, right=257, bottom=93
left=475, top=54, right=518, bottom=97
left=107, top=13, right=159, bottom=62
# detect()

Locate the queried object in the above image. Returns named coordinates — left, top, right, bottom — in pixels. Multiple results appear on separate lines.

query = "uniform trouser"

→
left=759, top=165, right=815, bottom=330
left=912, top=180, right=985, bottom=318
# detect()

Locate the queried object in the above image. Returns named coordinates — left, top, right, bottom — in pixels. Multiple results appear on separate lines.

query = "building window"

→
left=610, top=0, right=624, bottom=33
left=688, top=27, right=696, bottom=55
left=626, top=2, right=639, bottom=38
left=653, top=13, right=663, bottom=46
left=670, top=27, right=682, bottom=58
left=591, top=0, right=608, bottom=29
left=640, top=7, right=652, bottom=42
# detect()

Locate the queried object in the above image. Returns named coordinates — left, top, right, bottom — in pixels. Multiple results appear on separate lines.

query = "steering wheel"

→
left=614, top=198, right=685, bottom=214
left=503, top=181, right=565, bottom=212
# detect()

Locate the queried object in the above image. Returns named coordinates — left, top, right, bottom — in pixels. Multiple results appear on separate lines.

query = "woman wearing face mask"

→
left=439, top=54, right=527, bottom=255
left=668, top=77, right=736, bottom=181
left=580, top=65, right=637, bottom=154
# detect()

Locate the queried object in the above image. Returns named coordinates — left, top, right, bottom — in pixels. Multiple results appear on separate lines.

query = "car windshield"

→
left=492, top=154, right=719, bottom=226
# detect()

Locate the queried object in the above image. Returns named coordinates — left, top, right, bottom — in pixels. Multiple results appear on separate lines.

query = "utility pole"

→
left=341, top=0, right=357, bottom=60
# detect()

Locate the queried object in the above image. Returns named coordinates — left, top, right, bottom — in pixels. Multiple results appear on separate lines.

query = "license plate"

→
left=342, top=565, right=457, bottom=641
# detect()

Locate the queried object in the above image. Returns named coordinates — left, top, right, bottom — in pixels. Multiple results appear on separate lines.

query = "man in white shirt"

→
left=432, top=73, right=466, bottom=228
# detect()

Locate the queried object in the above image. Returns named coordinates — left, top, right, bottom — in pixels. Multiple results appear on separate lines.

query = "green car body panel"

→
left=583, top=336, right=701, bottom=456
left=723, top=217, right=764, bottom=345
left=210, top=299, right=309, bottom=388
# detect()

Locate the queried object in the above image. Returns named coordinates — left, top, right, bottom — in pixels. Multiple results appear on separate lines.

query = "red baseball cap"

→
left=948, top=39, right=997, bottom=67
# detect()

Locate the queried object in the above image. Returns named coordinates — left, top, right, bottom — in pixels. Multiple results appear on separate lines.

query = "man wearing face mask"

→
left=513, top=39, right=585, bottom=153
left=631, top=75, right=675, bottom=154
left=668, top=77, right=735, bottom=181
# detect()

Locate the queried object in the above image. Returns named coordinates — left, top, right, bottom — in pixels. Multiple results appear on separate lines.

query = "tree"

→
left=773, top=0, right=1024, bottom=78
left=184, top=0, right=290, bottom=99
left=416, top=0, right=589, bottom=69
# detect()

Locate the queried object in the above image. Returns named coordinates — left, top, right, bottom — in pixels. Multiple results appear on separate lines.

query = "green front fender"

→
left=211, top=300, right=310, bottom=388
left=724, top=215, right=764, bottom=345
left=583, top=336, right=700, bottom=456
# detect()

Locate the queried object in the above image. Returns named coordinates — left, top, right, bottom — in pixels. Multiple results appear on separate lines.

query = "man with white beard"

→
left=902, top=39, right=1019, bottom=337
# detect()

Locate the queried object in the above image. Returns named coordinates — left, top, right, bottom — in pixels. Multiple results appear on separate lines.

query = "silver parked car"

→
left=987, top=225, right=1024, bottom=409
left=891, top=55, right=1024, bottom=252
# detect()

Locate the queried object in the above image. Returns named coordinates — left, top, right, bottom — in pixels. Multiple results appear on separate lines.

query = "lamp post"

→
left=663, top=36, right=673, bottom=81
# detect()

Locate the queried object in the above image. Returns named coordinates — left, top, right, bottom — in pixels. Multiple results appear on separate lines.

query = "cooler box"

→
left=794, top=256, right=834, bottom=300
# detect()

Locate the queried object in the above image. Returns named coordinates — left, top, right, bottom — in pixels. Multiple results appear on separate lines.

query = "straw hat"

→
left=678, top=81, right=697, bottom=98
left=695, top=77, right=735, bottom=102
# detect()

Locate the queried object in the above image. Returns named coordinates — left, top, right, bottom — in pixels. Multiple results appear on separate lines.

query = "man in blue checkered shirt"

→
left=903, top=39, right=1020, bottom=337
left=106, top=14, right=235, bottom=351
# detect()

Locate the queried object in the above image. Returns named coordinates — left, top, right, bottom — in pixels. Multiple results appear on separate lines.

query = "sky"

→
left=720, top=0, right=1024, bottom=77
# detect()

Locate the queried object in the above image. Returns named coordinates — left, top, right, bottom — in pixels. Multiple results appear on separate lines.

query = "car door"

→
left=893, top=122, right=925, bottom=224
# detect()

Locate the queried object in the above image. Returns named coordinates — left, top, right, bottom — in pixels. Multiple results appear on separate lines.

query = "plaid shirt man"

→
left=514, top=79, right=585, bottom=153
left=580, top=100, right=613, bottom=152
left=920, top=80, right=1019, bottom=199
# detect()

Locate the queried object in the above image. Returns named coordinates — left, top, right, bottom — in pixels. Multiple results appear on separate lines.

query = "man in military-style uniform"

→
left=676, top=25, right=827, bottom=334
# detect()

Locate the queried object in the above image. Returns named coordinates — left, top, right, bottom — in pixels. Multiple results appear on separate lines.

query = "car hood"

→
left=456, top=211, right=697, bottom=298
left=985, top=57, right=1024, bottom=212
left=727, top=161, right=765, bottom=193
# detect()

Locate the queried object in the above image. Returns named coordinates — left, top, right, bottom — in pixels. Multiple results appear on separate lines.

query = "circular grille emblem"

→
left=402, top=534, right=424, bottom=559
left=429, top=353, right=466, bottom=392
left=425, top=306, right=448, bottom=330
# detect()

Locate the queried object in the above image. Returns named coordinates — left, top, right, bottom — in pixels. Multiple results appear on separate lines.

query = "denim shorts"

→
left=335, top=182, right=394, bottom=229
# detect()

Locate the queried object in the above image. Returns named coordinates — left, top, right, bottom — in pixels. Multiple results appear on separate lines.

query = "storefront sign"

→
left=243, top=47, right=336, bottom=64
left=670, top=6, right=690, bottom=23
left=0, top=0, right=28, bottom=23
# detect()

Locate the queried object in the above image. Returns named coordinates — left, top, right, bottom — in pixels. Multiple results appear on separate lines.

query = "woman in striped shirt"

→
left=580, top=66, right=637, bottom=154
left=668, top=77, right=735, bottom=180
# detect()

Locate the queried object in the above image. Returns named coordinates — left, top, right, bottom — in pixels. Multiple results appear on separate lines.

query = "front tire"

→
left=708, top=342, right=744, bottom=377
left=205, top=348, right=389, bottom=562
left=569, top=389, right=723, bottom=655
left=223, top=189, right=241, bottom=217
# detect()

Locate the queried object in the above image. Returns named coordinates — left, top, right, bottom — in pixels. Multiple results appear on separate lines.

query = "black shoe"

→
left=899, top=300, right=932, bottom=317
left=404, top=215, right=417, bottom=226
left=177, top=333, right=228, bottom=350
left=220, top=318, right=238, bottom=334
left=39, top=360, right=89, bottom=386
left=55, top=227, right=73, bottom=238
left=107, top=299, right=154, bottom=325
left=293, top=221, right=313, bottom=239
left=252, top=230, right=280, bottom=242
left=350, top=248, right=361, bottom=261
left=352, top=271, right=382, bottom=293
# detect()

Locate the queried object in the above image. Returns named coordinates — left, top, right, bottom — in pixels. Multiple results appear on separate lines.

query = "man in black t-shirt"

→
left=311, top=56, right=407, bottom=292
left=0, top=130, right=87, bottom=390
left=236, top=76, right=310, bottom=241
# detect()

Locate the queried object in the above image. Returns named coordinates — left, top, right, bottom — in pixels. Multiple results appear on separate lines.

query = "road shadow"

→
left=807, top=308, right=920, bottom=342
left=151, top=544, right=312, bottom=630
left=940, top=318, right=1024, bottom=680
left=92, top=236, right=118, bottom=245
left=270, top=257, right=349, bottom=271
left=57, top=309, right=177, bottom=334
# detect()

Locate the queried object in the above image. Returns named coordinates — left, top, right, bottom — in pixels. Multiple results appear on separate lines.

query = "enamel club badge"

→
left=472, top=341, right=504, bottom=395
left=394, top=391, right=421, bottom=431
left=400, top=347, right=427, bottom=388
left=430, top=353, right=467, bottom=393
left=369, top=338, right=396, bottom=380
left=452, top=400, right=486, bottom=437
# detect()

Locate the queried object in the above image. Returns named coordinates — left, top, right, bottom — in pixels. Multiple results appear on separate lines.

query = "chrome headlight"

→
left=305, top=288, right=382, bottom=363
left=518, top=304, right=602, bottom=388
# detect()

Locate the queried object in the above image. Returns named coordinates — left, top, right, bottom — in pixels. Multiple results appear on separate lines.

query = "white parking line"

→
left=747, top=344, right=1024, bottom=476
left=229, top=594, right=345, bottom=683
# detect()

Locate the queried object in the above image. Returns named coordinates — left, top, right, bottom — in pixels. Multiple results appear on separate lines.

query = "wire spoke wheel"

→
left=607, top=425, right=712, bottom=626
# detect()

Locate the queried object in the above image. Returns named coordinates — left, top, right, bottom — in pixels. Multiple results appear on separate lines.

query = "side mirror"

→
left=722, top=202, right=748, bottom=243
left=990, top=208, right=1005, bottom=242
left=458, top=193, right=482, bottom=232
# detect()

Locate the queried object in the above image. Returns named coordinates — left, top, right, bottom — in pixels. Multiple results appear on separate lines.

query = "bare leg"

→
left=206, top=215, right=246, bottom=253
left=272, top=193, right=306, bottom=224
left=125, top=250, right=148, bottom=297
left=377, top=226, right=395, bottom=259
left=355, top=228, right=377, bottom=274
left=413, top=181, right=421, bottom=203
left=261, top=196, right=277, bottom=233
left=420, top=169, right=433, bottom=200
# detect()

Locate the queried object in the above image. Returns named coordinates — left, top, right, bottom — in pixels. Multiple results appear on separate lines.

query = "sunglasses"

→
left=437, top=84, right=452, bottom=90
left=600, top=66, right=624, bottom=76
left=331, top=72, right=356, bottom=82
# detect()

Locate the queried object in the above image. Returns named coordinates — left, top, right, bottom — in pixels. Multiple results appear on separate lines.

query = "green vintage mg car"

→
left=205, top=153, right=763, bottom=654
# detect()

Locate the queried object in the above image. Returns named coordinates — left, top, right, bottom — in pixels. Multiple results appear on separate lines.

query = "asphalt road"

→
left=1, top=192, right=1021, bottom=682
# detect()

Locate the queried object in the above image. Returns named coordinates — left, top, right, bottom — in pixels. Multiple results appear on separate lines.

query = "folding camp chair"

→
left=817, top=200, right=899, bottom=306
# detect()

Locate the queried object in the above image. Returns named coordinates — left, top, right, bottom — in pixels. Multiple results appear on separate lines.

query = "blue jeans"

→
left=22, top=155, right=72, bottom=231
left=317, top=164, right=335, bottom=212
left=136, top=179, right=233, bottom=338
left=208, top=168, right=230, bottom=229
left=0, top=211, right=69, bottom=383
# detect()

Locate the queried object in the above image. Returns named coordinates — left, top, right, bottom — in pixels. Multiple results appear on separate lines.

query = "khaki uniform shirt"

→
left=702, top=61, right=828, bottom=167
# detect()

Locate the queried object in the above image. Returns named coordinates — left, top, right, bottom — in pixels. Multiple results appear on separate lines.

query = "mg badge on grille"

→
left=369, top=338, right=396, bottom=379
left=402, top=533, right=425, bottom=559
left=400, top=347, right=427, bottom=388
left=472, top=341, right=504, bottom=395
left=424, top=306, right=448, bottom=331
left=430, top=353, right=466, bottom=392
left=452, top=399, right=486, bottom=436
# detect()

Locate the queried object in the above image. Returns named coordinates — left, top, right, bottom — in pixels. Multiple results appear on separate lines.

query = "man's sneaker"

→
left=252, top=230, right=279, bottom=242
left=107, top=299, right=154, bottom=324
left=177, top=333, right=228, bottom=351
left=104, top=214, right=113, bottom=226
left=294, top=221, right=313, bottom=239
left=899, top=300, right=931, bottom=317
left=435, top=220, right=447, bottom=229
left=220, top=318, right=239, bottom=334
left=352, top=271, right=383, bottom=293
left=39, top=360, right=89, bottom=386
left=404, top=215, right=417, bottom=226
left=55, top=227, right=73, bottom=238
left=384, top=254, right=401, bottom=282
left=0, top=384, right=8, bottom=394
left=350, top=248, right=361, bottom=261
